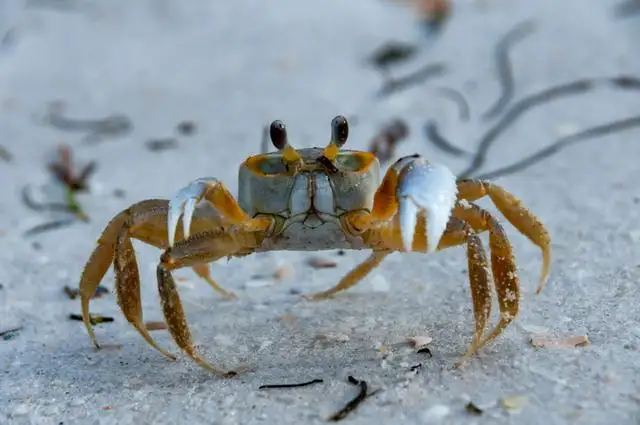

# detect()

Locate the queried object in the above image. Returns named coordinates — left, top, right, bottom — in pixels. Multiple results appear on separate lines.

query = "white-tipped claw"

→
left=396, top=157, right=458, bottom=253
left=167, top=177, right=220, bottom=247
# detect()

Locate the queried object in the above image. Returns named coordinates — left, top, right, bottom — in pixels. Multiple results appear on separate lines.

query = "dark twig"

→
left=23, top=217, right=78, bottom=237
left=435, top=86, right=470, bottom=122
left=377, top=63, right=448, bottom=97
left=328, top=376, right=370, bottom=422
left=368, top=118, right=410, bottom=164
left=458, top=80, right=593, bottom=178
left=259, top=379, right=324, bottom=389
left=23, top=144, right=96, bottom=235
left=260, top=125, right=270, bottom=154
left=69, top=313, right=114, bottom=324
left=367, top=41, right=418, bottom=72
left=482, top=19, right=537, bottom=121
left=0, top=326, right=23, bottom=340
left=0, top=145, right=12, bottom=162
left=145, top=138, right=179, bottom=152
left=459, top=76, right=640, bottom=178
left=63, top=285, right=109, bottom=300
left=21, top=185, right=74, bottom=213
left=474, top=115, right=640, bottom=180
left=613, top=0, right=640, bottom=18
left=424, top=120, right=472, bottom=157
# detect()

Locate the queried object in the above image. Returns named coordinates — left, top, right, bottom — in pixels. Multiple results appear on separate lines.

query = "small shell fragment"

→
left=501, top=395, right=528, bottom=413
left=273, top=265, right=294, bottom=280
left=407, top=335, right=433, bottom=351
left=530, top=334, right=589, bottom=349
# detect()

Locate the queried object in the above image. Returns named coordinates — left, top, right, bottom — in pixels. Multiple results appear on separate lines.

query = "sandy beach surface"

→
left=1, top=0, right=640, bottom=424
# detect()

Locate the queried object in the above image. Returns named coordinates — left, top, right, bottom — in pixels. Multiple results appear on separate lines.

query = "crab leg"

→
left=456, top=179, right=551, bottom=293
left=436, top=217, right=493, bottom=366
left=114, top=228, right=176, bottom=360
left=156, top=227, right=265, bottom=376
left=303, top=250, right=390, bottom=300
left=79, top=199, right=232, bottom=350
left=451, top=202, right=520, bottom=357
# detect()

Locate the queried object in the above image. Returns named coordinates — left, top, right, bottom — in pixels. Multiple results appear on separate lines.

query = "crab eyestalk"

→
left=269, top=119, right=304, bottom=171
left=322, top=115, right=349, bottom=162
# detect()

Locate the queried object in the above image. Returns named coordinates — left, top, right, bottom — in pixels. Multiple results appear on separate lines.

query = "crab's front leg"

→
left=167, top=177, right=272, bottom=247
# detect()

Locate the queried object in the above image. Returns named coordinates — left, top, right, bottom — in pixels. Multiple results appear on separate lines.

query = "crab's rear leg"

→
left=79, top=199, right=231, bottom=349
left=451, top=202, right=520, bottom=360
left=457, top=179, right=551, bottom=293
left=437, top=217, right=493, bottom=366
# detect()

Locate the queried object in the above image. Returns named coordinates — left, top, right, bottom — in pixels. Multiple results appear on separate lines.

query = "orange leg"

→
left=457, top=178, right=551, bottom=293
left=78, top=199, right=235, bottom=350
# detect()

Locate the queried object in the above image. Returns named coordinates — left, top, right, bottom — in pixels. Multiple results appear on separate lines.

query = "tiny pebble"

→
left=421, top=404, right=451, bottom=421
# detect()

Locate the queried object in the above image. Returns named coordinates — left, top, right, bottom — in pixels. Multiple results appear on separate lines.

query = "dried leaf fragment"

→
left=530, top=334, right=589, bottom=349
left=307, top=257, right=337, bottom=269
left=501, top=395, right=528, bottom=413
left=145, top=321, right=168, bottom=331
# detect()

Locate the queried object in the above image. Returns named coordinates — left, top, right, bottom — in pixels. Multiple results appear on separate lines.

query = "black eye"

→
left=269, top=120, right=288, bottom=150
left=331, top=115, right=349, bottom=147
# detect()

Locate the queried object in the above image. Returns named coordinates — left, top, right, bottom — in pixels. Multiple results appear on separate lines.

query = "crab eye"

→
left=269, top=120, right=288, bottom=150
left=331, top=115, right=349, bottom=147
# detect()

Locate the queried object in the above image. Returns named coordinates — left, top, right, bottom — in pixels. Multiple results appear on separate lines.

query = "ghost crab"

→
left=78, top=115, right=551, bottom=376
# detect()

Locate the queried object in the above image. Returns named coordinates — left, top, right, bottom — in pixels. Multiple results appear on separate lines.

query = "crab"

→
left=78, top=115, right=551, bottom=376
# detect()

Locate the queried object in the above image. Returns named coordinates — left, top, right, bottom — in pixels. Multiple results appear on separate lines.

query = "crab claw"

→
left=167, top=177, right=220, bottom=247
left=395, top=156, right=458, bottom=253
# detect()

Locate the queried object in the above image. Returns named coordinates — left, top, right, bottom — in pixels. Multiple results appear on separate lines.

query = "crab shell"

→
left=237, top=147, right=381, bottom=251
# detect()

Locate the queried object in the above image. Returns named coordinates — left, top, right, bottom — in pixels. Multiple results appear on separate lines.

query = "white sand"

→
left=1, top=0, right=640, bottom=424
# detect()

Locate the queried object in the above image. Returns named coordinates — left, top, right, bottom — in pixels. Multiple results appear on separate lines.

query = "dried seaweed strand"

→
left=424, top=120, right=472, bottom=157
left=259, top=378, right=324, bottom=389
left=328, top=376, right=369, bottom=422
left=0, top=326, right=23, bottom=338
left=0, top=145, right=12, bottom=162
left=21, top=185, right=74, bottom=213
left=23, top=217, right=78, bottom=237
left=377, top=63, right=448, bottom=97
left=474, top=115, right=640, bottom=180
left=459, top=76, right=640, bottom=178
left=482, top=19, right=537, bottom=121
left=435, top=86, right=470, bottom=122
left=458, top=80, right=593, bottom=178
left=613, top=0, right=640, bottom=18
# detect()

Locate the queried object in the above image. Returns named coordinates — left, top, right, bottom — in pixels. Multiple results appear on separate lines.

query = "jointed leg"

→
left=457, top=179, right=551, bottom=293
left=453, top=202, right=520, bottom=353
left=79, top=199, right=235, bottom=349
left=437, top=217, right=493, bottom=366
left=191, top=263, right=237, bottom=299
left=304, top=250, right=390, bottom=301
left=114, top=228, right=176, bottom=360
left=156, top=229, right=250, bottom=376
